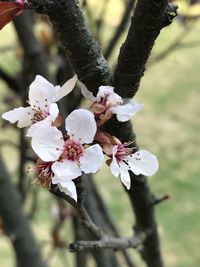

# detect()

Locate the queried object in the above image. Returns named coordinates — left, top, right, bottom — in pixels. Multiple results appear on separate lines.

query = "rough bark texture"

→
left=0, top=156, right=46, bottom=267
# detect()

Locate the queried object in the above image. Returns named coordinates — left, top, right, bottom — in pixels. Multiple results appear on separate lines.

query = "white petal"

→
left=49, top=103, right=59, bottom=119
left=128, top=150, right=159, bottom=176
left=31, top=126, right=64, bottom=162
left=80, top=82, right=96, bottom=102
left=65, top=109, right=97, bottom=144
left=58, top=181, right=77, bottom=202
left=55, top=75, right=77, bottom=101
left=111, top=99, right=143, bottom=122
left=110, top=156, right=120, bottom=177
left=119, top=161, right=131, bottom=189
left=2, top=106, right=33, bottom=128
left=29, top=75, right=56, bottom=109
left=107, top=92, right=123, bottom=106
left=96, top=86, right=114, bottom=102
left=80, top=144, right=104, bottom=174
left=26, top=116, right=53, bottom=137
left=52, top=160, right=81, bottom=180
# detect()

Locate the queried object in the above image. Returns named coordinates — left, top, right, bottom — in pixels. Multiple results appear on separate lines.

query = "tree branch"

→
left=69, top=231, right=148, bottom=252
left=51, top=183, right=148, bottom=257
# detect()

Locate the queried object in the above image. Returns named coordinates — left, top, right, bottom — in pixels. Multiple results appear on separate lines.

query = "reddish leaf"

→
left=0, top=0, right=25, bottom=30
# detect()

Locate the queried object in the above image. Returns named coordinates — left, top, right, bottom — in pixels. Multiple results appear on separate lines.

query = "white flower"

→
left=31, top=109, right=104, bottom=200
left=80, top=83, right=143, bottom=123
left=2, top=75, right=77, bottom=136
left=110, top=145, right=159, bottom=189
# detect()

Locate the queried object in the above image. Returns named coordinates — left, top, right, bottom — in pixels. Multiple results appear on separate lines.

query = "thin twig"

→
left=69, top=231, right=149, bottom=252
left=152, top=194, right=170, bottom=206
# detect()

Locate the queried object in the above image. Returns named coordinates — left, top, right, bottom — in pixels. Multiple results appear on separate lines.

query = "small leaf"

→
left=0, top=0, right=25, bottom=30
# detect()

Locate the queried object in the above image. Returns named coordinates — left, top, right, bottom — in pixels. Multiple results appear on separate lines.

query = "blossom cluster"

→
left=2, top=75, right=158, bottom=201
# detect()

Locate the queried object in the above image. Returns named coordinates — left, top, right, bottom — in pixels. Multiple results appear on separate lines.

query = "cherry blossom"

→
left=80, top=83, right=143, bottom=125
left=31, top=109, right=104, bottom=201
left=2, top=75, right=77, bottom=136
left=110, top=144, right=159, bottom=189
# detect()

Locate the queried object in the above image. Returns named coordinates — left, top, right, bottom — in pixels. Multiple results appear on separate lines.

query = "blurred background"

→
left=0, top=0, right=200, bottom=267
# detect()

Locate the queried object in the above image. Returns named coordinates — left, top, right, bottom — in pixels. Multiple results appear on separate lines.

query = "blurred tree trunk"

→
left=0, top=155, right=46, bottom=267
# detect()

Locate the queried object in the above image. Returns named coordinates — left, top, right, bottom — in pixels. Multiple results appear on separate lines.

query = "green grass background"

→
left=0, top=1, right=200, bottom=266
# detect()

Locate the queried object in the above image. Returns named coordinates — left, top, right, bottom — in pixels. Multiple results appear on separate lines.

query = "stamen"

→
left=35, top=160, right=54, bottom=188
left=63, top=140, right=84, bottom=161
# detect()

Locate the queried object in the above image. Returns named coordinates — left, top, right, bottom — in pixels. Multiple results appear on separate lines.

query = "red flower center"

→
left=63, top=140, right=84, bottom=161
left=115, top=144, right=133, bottom=162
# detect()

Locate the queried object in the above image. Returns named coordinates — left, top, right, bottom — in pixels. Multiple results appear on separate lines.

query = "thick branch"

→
left=27, top=0, right=112, bottom=92
left=114, top=0, right=178, bottom=97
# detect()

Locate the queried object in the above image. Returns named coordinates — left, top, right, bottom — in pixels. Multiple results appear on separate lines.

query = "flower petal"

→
left=110, top=145, right=121, bottom=176
left=2, top=106, right=33, bottom=128
left=107, top=92, right=123, bottom=106
left=128, top=149, right=159, bottom=176
left=49, top=103, right=59, bottom=119
left=80, top=82, right=96, bottom=102
left=58, top=181, right=77, bottom=202
left=65, top=109, right=97, bottom=144
left=26, top=116, right=53, bottom=137
left=80, top=144, right=104, bottom=174
left=52, top=160, right=81, bottom=180
left=29, top=75, right=56, bottom=109
left=55, top=75, right=77, bottom=101
left=96, top=86, right=114, bottom=102
left=111, top=99, right=143, bottom=122
left=31, top=126, right=64, bottom=162
left=119, top=161, right=131, bottom=189
left=110, top=158, right=120, bottom=177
